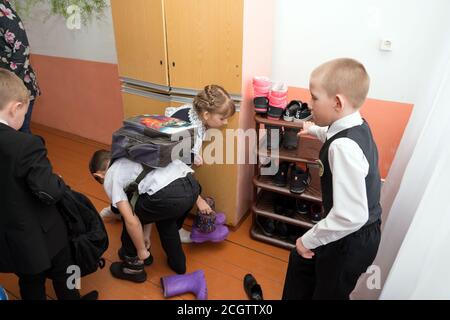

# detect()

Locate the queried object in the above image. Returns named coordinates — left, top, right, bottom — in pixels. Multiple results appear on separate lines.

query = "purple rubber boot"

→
left=161, top=270, right=208, bottom=300
left=204, top=196, right=226, bottom=225
left=190, top=224, right=229, bottom=243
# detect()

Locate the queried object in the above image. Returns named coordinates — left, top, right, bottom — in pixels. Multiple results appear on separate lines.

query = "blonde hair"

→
left=0, top=68, right=29, bottom=110
left=193, top=84, right=236, bottom=118
left=311, top=58, right=370, bottom=109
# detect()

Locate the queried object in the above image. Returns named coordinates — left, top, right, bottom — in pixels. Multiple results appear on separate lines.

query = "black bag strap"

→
left=125, top=164, right=153, bottom=211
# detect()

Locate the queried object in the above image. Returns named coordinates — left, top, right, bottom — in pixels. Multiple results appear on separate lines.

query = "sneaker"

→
left=254, top=97, right=269, bottom=114
left=100, top=206, right=122, bottom=221
left=295, top=199, right=310, bottom=215
left=283, top=100, right=302, bottom=121
left=289, top=166, right=311, bottom=194
left=255, top=215, right=276, bottom=237
left=273, top=161, right=290, bottom=187
left=293, top=102, right=312, bottom=123
left=118, top=247, right=154, bottom=266
left=179, top=228, right=193, bottom=244
left=310, top=203, right=323, bottom=223
left=110, top=258, right=147, bottom=283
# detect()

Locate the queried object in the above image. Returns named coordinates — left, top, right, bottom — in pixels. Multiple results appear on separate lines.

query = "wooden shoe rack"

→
left=251, top=115, right=324, bottom=249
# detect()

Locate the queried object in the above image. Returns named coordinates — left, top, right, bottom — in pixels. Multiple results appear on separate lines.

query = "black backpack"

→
left=57, top=187, right=109, bottom=277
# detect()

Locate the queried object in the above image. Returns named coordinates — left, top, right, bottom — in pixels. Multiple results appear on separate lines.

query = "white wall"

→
left=271, top=0, right=450, bottom=103
left=20, top=0, right=117, bottom=64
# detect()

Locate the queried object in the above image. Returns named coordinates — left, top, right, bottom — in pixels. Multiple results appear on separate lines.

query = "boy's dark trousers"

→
left=16, top=245, right=81, bottom=300
left=120, top=173, right=200, bottom=274
left=282, top=220, right=381, bottom=300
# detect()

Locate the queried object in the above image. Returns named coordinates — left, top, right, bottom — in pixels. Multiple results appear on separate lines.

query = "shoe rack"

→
left=251, top=115, right=324, bottom=249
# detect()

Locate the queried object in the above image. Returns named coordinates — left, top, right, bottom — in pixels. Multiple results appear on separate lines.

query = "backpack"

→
left=57, top=187, right=109, bottom=277
left=111, top=114, right=196, bottom=209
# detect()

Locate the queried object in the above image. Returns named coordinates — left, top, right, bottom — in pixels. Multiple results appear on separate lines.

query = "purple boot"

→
left=203, top=196, right=226, bottom=225
left=161, top=270, right=208, bottom=300
left=190, top=224, right=229, bottom=243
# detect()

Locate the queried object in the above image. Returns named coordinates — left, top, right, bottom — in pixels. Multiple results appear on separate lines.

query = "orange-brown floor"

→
left=0, top=124, right=289, bottom=300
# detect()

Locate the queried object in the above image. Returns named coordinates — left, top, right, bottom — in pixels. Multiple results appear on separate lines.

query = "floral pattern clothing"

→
left=0, top=0, right=40, bottom=100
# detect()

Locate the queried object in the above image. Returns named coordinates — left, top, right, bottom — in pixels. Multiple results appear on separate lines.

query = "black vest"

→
left=318, top=120, right=382, bottom=226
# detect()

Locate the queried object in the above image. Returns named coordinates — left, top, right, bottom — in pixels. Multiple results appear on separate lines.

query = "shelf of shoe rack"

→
left=251, top=114, right=324, bottom=250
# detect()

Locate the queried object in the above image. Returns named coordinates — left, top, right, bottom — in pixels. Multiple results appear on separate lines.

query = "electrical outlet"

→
left=380, top=39, right=393, bottom=51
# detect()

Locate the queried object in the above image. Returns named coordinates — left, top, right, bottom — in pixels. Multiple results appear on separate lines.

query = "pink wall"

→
left=30, top=54, right=124, bottom=145
left=236, top=0, right=276, bottom=224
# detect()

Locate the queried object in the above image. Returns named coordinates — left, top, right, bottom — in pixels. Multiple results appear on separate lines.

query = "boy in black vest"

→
left=282, top=58, right=382, bottom=300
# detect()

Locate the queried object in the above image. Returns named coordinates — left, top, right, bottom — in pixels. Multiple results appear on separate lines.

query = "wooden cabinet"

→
left=111, top=0, right=243, bottom=94
left=110, top=0, right=169, bottom=88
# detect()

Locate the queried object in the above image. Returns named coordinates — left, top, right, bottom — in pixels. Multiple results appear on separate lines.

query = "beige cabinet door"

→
left=164, top=0, right=243, bottom=95
left=111, top=0, right=169, bottom=87
left=121, top=88, right=171, bottom=119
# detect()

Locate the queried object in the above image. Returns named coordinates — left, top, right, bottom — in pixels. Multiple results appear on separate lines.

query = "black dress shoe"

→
left=81, top=290, right=99, bottom=300
left=243, top=274, right=263, bottom=300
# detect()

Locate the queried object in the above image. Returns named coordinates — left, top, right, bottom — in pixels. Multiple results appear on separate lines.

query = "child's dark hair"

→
left=193, top=85, right=236, bottom=118
left=89, top=149, right=111, bottom=177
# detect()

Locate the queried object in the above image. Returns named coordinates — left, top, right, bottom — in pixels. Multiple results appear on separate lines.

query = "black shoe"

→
left=255, top=215, right=276, bottom=237
left=110, top=258, right=147, bottom=283
left=282, top=127, right=299, bottom=150
left=295, top=199, right=310, bottom=215
left=265, top=125, right=282, bottom=150
left=310, top=203, right=323, bottom=223
left=274, top=220, right=289, bottom=239
left=267, top=105, right=284, bottom=120
left=289, top=166, right=311, bottom=194
left=254, top=97, right=269, bottom=114
left=81, top=290, right=99, bottom=300
left=273, top=194, right=295, bottom=218
left=118, top=247, right=154, bottom=266
left=273, top=161, right=290, bottom=187
left=283, top=100, right=302, bottom=121
left=293, top=102, right=312, bottom=122
left=243, top=274, right=263, bottom=300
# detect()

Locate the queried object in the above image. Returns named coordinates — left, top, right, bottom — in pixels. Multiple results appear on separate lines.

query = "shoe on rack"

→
left=282, top=127, right=299, bottom=150
left=289, top=166, right=311, bottom=194
left=253, top=76, right=272, bottom=98
left=254, top=96, right=269, bottom=114
left=283, top=100, right=302, bottom=121
left=273, top=161, right=290, bottom=187
left=265, top=125, right=282, bottom=150
left=110, top=257, right=147, bottom=283
left=295, top=199, right=310, bottom=215
left=255, top=215, right=276, bottom=237
left=274, top=220, right=289, bottom=239
left=293, top=102, right=312, bottom=123
left=310, top=203, right=323, bottom=223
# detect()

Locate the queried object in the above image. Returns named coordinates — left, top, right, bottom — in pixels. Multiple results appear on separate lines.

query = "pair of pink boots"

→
left=190, top=197, right=229, bottom=243
left=253, top=77, right=288, bottom=119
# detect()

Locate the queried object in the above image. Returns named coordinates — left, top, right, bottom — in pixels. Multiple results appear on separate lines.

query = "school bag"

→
left=111, top=114, right=196, bottom=208
left=57, top=187, right=109, bottom=277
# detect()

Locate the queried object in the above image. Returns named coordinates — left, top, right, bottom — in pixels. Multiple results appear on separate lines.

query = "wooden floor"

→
left=0, top=124, right=290, bottom=300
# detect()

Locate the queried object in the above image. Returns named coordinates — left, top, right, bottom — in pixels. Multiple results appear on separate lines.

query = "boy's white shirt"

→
left=301, top=111, right=371, bottom=249
left=104, top=158, right=194, bottom=208
left=0, top=118, right=9, bottom=126
left=165, top=104, right=205, bottom=156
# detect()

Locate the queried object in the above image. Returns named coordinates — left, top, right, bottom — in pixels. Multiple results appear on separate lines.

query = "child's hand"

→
left=197, top=197, right=213, bottom=215
left=296, top=238, right=315, bottom=259
left=194, top=154, right=203, bottom=166
left=298, top=121, right=315, bottom=136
